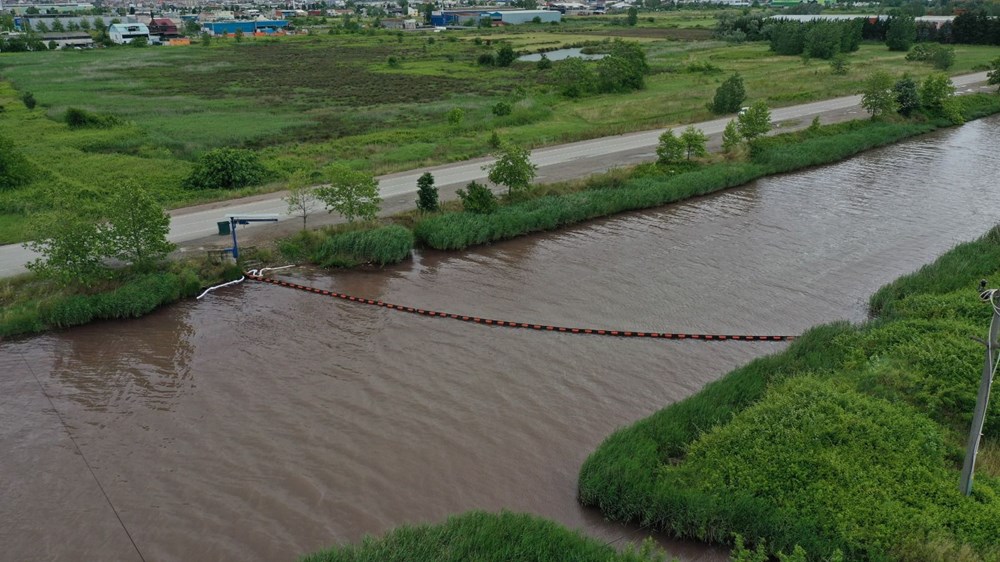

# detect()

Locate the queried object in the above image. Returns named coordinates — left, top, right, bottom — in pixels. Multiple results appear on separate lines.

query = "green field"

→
left=1, top=24, right=999, bottom=244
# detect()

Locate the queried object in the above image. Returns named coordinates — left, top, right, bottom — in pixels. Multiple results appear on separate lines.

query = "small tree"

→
left=554, top=57, right=596, bottom=98
left=737, top=101, right=771, bottom=143
left=492, top=101, right=512, bottom=116
left=416, top=172, right=439, bottom=212
left=0, top=134, right=34, bottom=190
left=447, top=107, right=464, bottom=127
left=893, top=76, right=921, bottom=116
left=536, top=53, right=552, bottom=70
left=26, top=214, right=107, bottom=286
left=485, top=142, right=537, bottom=197
left=710, top=73, right=746, bottom=115
left=680, top=126, right=708, bottom=160
left=626, top=6, right=638, bottom=26
left=456, top=181, right=498, bottom=214
left=103, top=182, right=174, bottom=269
left=496, top=44, right=515, bottom=67
left=184, top=148, right=266, bottom=190
left=885, top=15, right=915, bottom=51
left=722, top=120, right=742, bottom=153
left=931, top=45, right=955, bottom=70
left=201, top=31, right=212, bottom=46
left=283, top=170, right=319, bottom=229
left=317, top=164, right=381, bottom=223
left=655, top=130, right=685, bottom=164
left=920, top=73, right=961, bottom=122
left=829, top=53, right=850, bottom=75
left=21, top=91, right=36, bottom=110
left=234, top=28, right=244, bottom=43
left=986, top=56, right=1000, bottom=92
left=860, top=71, right=897, bottom=119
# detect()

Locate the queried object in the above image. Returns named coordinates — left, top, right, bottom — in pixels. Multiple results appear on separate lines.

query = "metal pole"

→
left=229, top=217, right=239, bottom=260
left=960, top=283, right=1000, bottom=496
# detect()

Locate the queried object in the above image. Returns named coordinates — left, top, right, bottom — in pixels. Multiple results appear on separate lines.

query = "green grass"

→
left=413, top=97, right=1000, bottom=252
left=300, top=511, right=671, bottom=562
left=278, top=223, right=414, bottom=268
left=577, top=225, right=1000, bottom=560
left=1, top=33, right=997, bottom=244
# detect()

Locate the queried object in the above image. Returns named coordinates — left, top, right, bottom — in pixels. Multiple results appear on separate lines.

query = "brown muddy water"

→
left=3, top=116, right=1000, bottom=562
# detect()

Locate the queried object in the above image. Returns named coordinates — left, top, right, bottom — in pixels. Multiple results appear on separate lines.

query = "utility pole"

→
left=960, top=280, right=1000, bottom=496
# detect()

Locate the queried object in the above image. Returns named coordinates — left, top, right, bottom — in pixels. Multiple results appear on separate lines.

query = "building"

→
left=38, top=31, right=94, bottom=48
left=148, top=18, right=180, bottom=39
left=107, top=22, right=150, bottom=44
left=381, top=18, right=417, bottom=29
left=200, top=20, right=289, bottom=36
left=431, top=8, right=560, bottom=26
left=491, top=10, right=561, bottom=25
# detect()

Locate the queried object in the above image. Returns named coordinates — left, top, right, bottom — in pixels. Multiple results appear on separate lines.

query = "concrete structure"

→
left=200, top=20, right=289, bottom=36
left=38, top=30, right=93, bottom=48
left=107, top=22, right=150, bottom=44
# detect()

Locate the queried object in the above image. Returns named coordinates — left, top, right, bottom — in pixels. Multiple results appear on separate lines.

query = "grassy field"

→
left=1, top=23, right=998, bottom=244
left=578, top=224, right=1000, bottom=560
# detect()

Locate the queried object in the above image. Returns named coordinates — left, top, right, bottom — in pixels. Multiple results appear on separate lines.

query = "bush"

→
left=536, top=54, right=552, bottom=70
left=710, top=73, right=746, bottom=114
left=477, top=53, right=495, bottom=66
left=456, top=181, right=498, bottom=215
left=0, top=134, right=34, bottom=190
left=496, top=44, right=515, bottom=67
left=310, top=225, right=413, bottom=268
left=21, top=91, right=36, bottom=110
left=492, top=101, right=512, bottom=117
left=64, top=107, right=121, bottom=129
left=184, top=148, right=266, bottom=190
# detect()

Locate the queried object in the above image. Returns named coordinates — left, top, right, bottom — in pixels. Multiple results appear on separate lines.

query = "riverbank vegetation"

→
left=2, top=22, right=998, bottom=244
left=577, top=225, right=1000, bottom=559
left=301, top=511, right=674, bottom=562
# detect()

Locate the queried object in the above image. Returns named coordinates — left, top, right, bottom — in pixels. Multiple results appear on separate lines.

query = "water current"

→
left=3, top=115, right=1000, bottom=561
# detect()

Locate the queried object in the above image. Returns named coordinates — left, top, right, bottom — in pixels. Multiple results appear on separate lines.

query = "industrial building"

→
left=107, top=22, right=150, bottom=44
left=200, top=20, right=289, bottom=36
left=430, top=8, right=560, bottom=26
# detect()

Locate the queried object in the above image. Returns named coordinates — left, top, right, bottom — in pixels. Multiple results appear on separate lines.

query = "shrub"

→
left=456, top=181, right=498, bottom=214
left=184, top=148, right=266, bottom=190
left=492, top=101, right=512, bottom=117
left=536, top=53, right=552, bottom=70
left=496, top=44, right=515, bottom=67
left=894, top=76, right=921, bottom=116
left=477, top=53, right=495, bottom=66
left=829, top=53, right=850, bottom=75
left=0, top=134, right=34, bottom=190
left=21, top=91, right=36, bottom=110
left=710, top=73, right=746, bottom=114
left=64, top=107, right=121, bottom=129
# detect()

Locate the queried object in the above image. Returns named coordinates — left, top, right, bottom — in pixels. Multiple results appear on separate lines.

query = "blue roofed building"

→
left=201, top=20, right=289, bottom=36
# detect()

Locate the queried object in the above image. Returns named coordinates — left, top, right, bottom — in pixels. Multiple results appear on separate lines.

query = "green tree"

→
left=317, top=164, right=381, bottom=223
left=35, top=21, right=50, bottom=32
left=829, top=53, right=850, bottom=75
left=492, top=101, right=512, bottom=116
left=79, top=18, right=91, bottom=31
left=26, top=215, right=107, bottom=286
left=21, top=91, right=36, bottom=110
left=680, top=126, right=708, bottom=160
left=282, top=170, right=319, bottom=229
left=416, top=172, right=439, bottom=212
left=627, top=6, right=638, bottom=26
left=184, top=148, right=266, bottom=190
left=736, top=100, right=771, bottom=142
left=201, top=31, right=212, bottom=46
left=536, top=53, right=552, bottom=70
left=710, top=73, right=746, bottom=114
left=234, top=28, right=244, bottom=42
left=920, top=73, right=961, bottom=122
left=447, top=107, right=464, bottom=127
left=485, top=142, right=537, bottom=197
left=0, top=134, right=34, bottom=190
left=553, top=57, right=596, bottom=97
left=722, top=120, right=742, bottom=153
left=893, top=76, right=921, bottom=116
left=456, top=181, right=497, bottom=214
left=51, top=20, right=65, bottom=32
left=931, top=45, right=955, bottom=70
left=860, top=71, right=897, bottom=118
left=131, top=35, right=148, bottom=47
left=496, top=44, right=515, bottom=67
left=988, top=57, right=1000, bottom=92
left=423, top=3, right=433, bottom=24
left=103, top=182, right=174, bottom=269
left=596, top=40, right=648, bottom=93
left=656, top=129, right=685, bottom=164
left=885, top=15, right=915, bottom=51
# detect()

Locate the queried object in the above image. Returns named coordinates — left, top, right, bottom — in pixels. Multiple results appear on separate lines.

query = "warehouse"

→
left=200, top=20, right=289, bottom=36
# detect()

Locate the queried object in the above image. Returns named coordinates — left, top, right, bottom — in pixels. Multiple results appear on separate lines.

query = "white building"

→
left=107, top=22, right=150, bottom=44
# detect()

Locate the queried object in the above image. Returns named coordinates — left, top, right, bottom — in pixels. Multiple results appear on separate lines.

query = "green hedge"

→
left=578, top=227, right=1000, bottom=560
left=301, top=511, right=665, bottom=562
left=310, top=224, right=414, bottom=268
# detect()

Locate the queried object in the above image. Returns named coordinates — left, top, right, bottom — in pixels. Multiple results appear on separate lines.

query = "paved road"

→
left=0, top=72, right=990, bottom=278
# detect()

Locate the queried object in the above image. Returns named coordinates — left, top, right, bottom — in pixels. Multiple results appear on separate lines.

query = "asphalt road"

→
left=0, top=71, right=990, bottom=278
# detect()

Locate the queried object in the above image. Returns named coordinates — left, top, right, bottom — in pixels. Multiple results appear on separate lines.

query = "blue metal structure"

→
left=226, top=215, right=279, bottom=259
left=201, top=20, right=289, bottom=35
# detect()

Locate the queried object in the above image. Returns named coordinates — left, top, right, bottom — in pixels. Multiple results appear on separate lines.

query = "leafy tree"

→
left=485, top=142, right=537, bottom=197
left=932, top=45, right=955, bottom=70
left=496, top=44, right=515, bottom=67
left=989, top=57, right=1000, bottom=92
left=721, top=120, right=742, bottom=153
left=423, top=3, right=433, bottom=24
left=553, top=57, right=596, bottom=97
left=488, top=130, right=503, bottom=149
left=35, top=21, right=50, bottom=33
left=26, top=215, right=107, bottom=286
left=184, top=148, right=266, bottom=190
left=447, top=107, right=464, bottom=126
left=860, top=71, right=897, bottom=118
left=736, top=101, right=771, bottom=142
left=885, top=15, right=915, bottom=51
left=103, top=182, right=174, bottom=269
left=536, top=53, right=551, bottom=70
left=627, top=6, right=638, bottom=26
left=283, top=170, right=319, bottom=229
left=51, top=20, right=65, bottom=32
left=919, top=73, right=961, bottom=122
left=317, top=164, right=381, bottom=223
left=0, top=134, right=34, bottom=190
left=416, top=172, right=439, bottom=212
left=20, top=91, right=37, bottom=110
left=79, top=18, right=91, bottom=31
left=596, top=40, right=648, bottom=93
left=680, top=126, right=708, bottom=160
left=710, top=73, right=746, bottom=114
left=893, top=76, right=921, bottom=116
left=456, top=181, right=497, bottom=214
left=829, top=53, right=850, bottom=75
left=656, top=129, right=684, bottom=164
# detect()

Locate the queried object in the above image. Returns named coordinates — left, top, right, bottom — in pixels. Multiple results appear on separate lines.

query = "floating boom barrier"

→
left=243, top=272, right=797, bottom=342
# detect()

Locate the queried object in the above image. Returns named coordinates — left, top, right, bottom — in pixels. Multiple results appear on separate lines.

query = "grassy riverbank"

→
left=577, top=226, right=1000, bottom=560
left=301, top=511, right=670, bottom=562
left=0, top=258, right=240, bottom=339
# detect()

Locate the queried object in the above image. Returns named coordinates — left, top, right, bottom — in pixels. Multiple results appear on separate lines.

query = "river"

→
left=3, top=115, right=999, bottom=561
